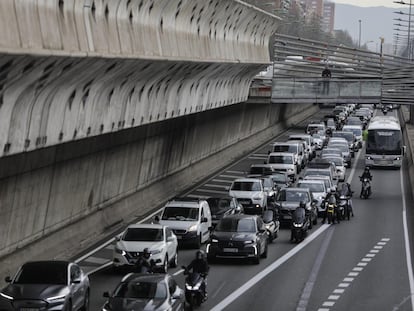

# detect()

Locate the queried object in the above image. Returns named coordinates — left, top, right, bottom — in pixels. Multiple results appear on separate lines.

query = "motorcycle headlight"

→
left=188, top=224, right=198, bottom=232
left=293, top=223, right=303, bottom=228
left=46, top=294, right=66, bottom=302
left=115, top=247, right=126, bottom=256
left=0, top=292, right=13, bottom=300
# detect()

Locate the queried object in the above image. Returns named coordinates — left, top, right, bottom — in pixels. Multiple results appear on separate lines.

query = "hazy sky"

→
left=330, top=0, right=408, bottom=8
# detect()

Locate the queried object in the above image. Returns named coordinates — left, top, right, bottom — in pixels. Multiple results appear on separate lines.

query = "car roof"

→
left=298, top=179, right=325, bottom=184
left=21, top=261, right=70, bottom=269
left=222, top=214, right=258, bottom=220
left=233, top=178, right=262, bottom=182
left=126, top=223, right=164, bottom=229
left=281, top=187, right=310, bottom=192
left=122, top=273, right=168, bottom=283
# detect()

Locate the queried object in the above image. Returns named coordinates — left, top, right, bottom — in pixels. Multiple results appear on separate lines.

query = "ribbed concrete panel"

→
left=0, top=0, right=279, bottom=157
left=0, top=0, right=278, bottom=63
left=0, top=55, right=264, bottom=156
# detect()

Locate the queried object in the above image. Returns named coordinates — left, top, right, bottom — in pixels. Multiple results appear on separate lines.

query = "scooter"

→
left=338, top=195, right=351, bottom=220
left=360, top=177, right=371, bottom=199
left=182, top=266, right=207, bottom=309
left=290, top=208, right=310, bottom=243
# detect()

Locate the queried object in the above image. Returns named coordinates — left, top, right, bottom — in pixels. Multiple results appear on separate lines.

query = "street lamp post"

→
left=358, top=19, right=362, bottom=48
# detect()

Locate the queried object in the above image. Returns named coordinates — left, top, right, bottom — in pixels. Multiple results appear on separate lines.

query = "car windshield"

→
left=207, top=198, right=232, bottom=214
left=123, top=228, right=163, bottom=242
left=299, top=183, right=324, bottom=192
left=273, top=145, right=298, bottom=153
left=322, top=149, right=341, bottom=156
left=343, top=128, right=362, bottom=136
left=231, top=181, right=261, bottom=191
left=333, top=132, right=353, bottom=142
left=329, top=144, right=348, bottom=152
left=14, top=262, right=68, bottom=285
left=162, top=206, right=199, bottom=221
left=277, top=190, right=309, bottom=202
left=114, top=281, right=167, bottom=299
left=323, top=157, right=343, bottom=166
left=216, top=218, right=256, bottom=232
left=268, top=155, right=293, bottom=164
left=270, top=174, right=288, bottom=183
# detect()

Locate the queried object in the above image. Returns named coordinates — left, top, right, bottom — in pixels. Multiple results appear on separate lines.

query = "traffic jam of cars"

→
left=0, top=103, right=378, bottom=311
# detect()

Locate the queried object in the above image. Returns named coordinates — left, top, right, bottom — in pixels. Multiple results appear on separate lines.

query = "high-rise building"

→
left=322, top=1, right=335, bottom=33
left=301, top=0, right=324, bottom=17
left=244, top=0, right=292, bottom=15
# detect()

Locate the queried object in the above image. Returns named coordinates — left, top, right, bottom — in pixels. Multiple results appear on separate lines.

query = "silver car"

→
left=0, top=261, right=90, bottom=311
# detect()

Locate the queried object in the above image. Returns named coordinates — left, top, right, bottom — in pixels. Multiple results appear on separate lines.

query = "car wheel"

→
left=170, top=249, right=178, bottom=268
left=82, top=290, right=89, bottom=311
left=252, top=247, right=260, bottom=264
left=261, top=242, right=268, bottom=258
left=64, top=299, right=72, bottom=311
left=162, top=255, right=168, bottom=273
left=195, top=234, right=202, bottom=249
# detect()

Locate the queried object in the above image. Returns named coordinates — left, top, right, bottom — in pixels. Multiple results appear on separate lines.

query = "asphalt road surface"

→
left=75, top=108, right=414, bottom=311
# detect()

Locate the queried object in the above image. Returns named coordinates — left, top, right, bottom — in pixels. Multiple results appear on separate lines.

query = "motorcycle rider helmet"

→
left=143, top=248, right=151, bottom=259
left=330, top=188, right=336, bottom=193
left=364, top=166, right=370, bottom=172
left=196, top=250, right=206, bottom=260
left=299, top=201, right=306, bottom=209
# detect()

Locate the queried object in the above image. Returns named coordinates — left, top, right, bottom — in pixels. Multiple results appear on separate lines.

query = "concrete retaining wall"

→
left=0, top=101, right=318, bottom=276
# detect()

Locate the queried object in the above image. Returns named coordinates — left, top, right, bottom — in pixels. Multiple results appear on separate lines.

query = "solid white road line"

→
left=173, top=269, right=184, bottom=276
left=347, top=145, right=363, bottom=184
left=210, top=224, right=331, bottom=311
left=83, top=256, right=110, bottom=265
left=401, top=163, right=414, bottom=311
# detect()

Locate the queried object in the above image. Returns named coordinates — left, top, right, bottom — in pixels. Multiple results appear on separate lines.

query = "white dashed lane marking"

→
left=318, top=238, right=390, bottom=311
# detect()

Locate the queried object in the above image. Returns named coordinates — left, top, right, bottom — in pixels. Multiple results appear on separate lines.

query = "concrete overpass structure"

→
left=0, top=0, right=322, bottom=276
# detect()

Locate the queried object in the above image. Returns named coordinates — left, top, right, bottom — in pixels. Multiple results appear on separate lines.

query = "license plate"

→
left=223, top=248, right=238, bottom=253
left=20, top=308, right=39, bottom=311
left=283, top=215, right=292, bottom=219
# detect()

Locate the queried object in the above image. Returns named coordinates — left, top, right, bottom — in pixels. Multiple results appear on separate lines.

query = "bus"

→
left=365, top=116, right=405, bottom=168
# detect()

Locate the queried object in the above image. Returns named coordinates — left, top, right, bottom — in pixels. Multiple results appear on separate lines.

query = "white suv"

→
left=229, top=178, right=266, bottom=214
left=113, top=224, right=178, bottom=272
left=267, top=152, right=297, bottom=181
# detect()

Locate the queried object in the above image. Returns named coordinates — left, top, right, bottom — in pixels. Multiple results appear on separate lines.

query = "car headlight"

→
left=188, top=224, right=198, bottom=232
left=151, top=249, right=162, bottom=255
left=395, top=157, right=401, bottom=161
left=244, top=240, right=255, bottom=245
left=252, top=195, right=262, bottom=200
left=0, top=292, right=13, bottom=300
left=366, top=156, right=372, bottom=160
left=211, top=238, right=218, bottom=243
left=46, top=294, right=66, bottom=302
left=115, top=247, right=126, bottom=256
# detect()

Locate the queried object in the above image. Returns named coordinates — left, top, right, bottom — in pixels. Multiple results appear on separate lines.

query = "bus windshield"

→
left=366, top=130, right=402, bottom=155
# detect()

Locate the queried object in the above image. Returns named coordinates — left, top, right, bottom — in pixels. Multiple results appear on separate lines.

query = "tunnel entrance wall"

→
left=0, top=102, right=318, bottom=276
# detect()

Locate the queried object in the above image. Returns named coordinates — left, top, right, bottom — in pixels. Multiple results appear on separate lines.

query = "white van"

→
left=159, top=198, right=212, bottom=248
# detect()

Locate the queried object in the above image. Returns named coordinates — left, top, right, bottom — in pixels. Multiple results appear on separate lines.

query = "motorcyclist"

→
left=186, top=250, right=209, bottom=299
left=339, top=182, right=354, bottom=217
left=290, top=201, right=307, bottom=242
left=322, top=188, right=339, bottom=224
left=360, top=167, right=372, bottom=197
left=134, top=248, right=155, bottom=273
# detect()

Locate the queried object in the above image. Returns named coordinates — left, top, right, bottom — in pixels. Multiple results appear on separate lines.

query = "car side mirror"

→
left=172, top=293, right=181, bottom=300
left=71, top=277, right=81, bottom=284
left=403, top=146, right=407, bottom=156
left=5, top=276, right=11, bottom=283
left=154, top=215, right=160, bottom=223
left=103, top=292, right=110, bottom=298
left=201, top=217, right=208, bottom=223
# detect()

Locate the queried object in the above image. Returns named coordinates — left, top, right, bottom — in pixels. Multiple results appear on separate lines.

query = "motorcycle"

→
left=325, top=201, right=340, bottom=224
left=182, top=266, right=207, bottom=309
left=290, top=207, right=310, bottom=243
left=360, top=177, right=371, bottom=199
left=338, top=195, right=351, bottom=220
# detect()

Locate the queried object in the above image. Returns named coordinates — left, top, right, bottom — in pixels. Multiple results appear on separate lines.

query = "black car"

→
left=0, top=261, right=90, bottom=311
left=102, top=273, right=184, bottom=311
left=206, top=214, right=268, bottom=264
left=274, top=188, right=318, bottom=227
left=207, top=196, right=243, bottom=227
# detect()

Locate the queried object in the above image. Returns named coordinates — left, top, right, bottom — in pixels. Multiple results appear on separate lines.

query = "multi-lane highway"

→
left=75, top=108, right=414, bottom=311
